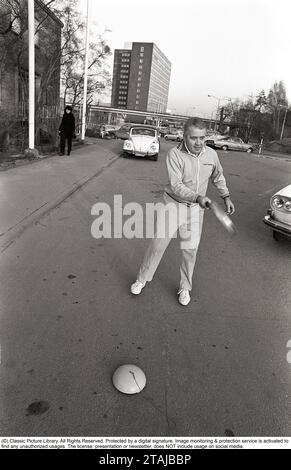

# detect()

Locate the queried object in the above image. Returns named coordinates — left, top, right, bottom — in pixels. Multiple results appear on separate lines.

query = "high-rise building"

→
left=110, top=49, right=132, bottom=109
left=111, top=42, right=171, bottom=113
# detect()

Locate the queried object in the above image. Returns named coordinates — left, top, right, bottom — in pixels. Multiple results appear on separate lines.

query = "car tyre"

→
left=165, top=136, right=169, bottom=141
left=151, top=154, right=158, bottom=161
left=273, top=230, right=281, bottom=241
left=221, top=145, right=228, bottom=151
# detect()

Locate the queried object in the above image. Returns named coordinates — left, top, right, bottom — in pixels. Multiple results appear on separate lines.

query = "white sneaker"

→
left=130, top=280, right=146, bottom=295
left=178, top=288, right=191, bottom=306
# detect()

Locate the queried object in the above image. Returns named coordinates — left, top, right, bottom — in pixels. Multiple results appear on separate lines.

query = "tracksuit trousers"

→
left=137, top=193, right=204, bottom=291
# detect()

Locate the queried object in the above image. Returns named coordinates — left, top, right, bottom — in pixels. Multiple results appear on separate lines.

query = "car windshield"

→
left=131, top=128, right=156, bottom=137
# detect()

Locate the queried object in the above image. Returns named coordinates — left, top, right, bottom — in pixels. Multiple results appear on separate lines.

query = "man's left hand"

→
left=224, top=197, right=235, bottom=215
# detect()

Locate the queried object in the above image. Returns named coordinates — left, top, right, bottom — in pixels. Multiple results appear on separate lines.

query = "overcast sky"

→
left=80, top=0, right=291, bottom=117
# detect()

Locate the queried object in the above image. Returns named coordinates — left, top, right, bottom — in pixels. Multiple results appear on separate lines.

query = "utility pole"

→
left=208, top=95, right=231, bottom=132
left=81, top=0, right=90, bottom=141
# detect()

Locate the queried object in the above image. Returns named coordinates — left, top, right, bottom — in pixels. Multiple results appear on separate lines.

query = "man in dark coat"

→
left=59, top=105, right=76, bottom=155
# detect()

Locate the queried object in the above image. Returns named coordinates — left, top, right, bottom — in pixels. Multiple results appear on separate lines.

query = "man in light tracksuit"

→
left=130, top=117, right=235, bottom=306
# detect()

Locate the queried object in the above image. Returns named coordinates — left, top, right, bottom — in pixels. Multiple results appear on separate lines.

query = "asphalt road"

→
left=0, top=139, right=290, bottom=437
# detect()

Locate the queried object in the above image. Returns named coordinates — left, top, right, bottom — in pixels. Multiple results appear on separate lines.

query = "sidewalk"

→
left=0, top=139, right=120, bottom=252
left=0, top=137, right=98, bottom=171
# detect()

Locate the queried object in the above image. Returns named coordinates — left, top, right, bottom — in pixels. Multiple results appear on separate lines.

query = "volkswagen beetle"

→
left=123, top=125, right=160, bottom=161
left=263, top=183, right=291, bottom=240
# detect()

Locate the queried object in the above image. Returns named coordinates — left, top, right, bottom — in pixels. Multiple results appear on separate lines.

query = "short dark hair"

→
left=184, top=117, right=206, bottom=133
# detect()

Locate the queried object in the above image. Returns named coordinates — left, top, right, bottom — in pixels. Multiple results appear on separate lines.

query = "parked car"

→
left=159, top=126, right=170, bottom=137
left=109, top=123, right=134, bottom=140
left=123, top=125, right=160, bottom=160
left=86, top=124, right=119, bottom=139
left=205, top=132, right=225, bottom=140
left=205, top=136, right=255, bottom=152
left=98, top=124, right=120, bottom=139
left=263, top=183, right=291, bottom=240
left=164, top=130, right=183, bottom=142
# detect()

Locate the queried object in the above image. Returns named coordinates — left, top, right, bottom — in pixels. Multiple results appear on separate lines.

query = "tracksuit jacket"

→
left=165, top=142, right=230, bottom=205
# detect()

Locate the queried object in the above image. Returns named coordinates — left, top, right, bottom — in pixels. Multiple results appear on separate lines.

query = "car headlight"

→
left=284, top=200, right=291, bottom=211
left=149, top=142, right=159, bottom=151
left=124, top=140, right=133, bottom=149
left=271, top=196, right=284, bottom=209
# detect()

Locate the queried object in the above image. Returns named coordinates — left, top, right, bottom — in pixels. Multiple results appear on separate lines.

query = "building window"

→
left=138, top=77, right=142, bottom=81
left=138, top=71, right=142, bottom=76
left=140, top=59, right=143, bottom=63
left=140, top=52, right=144, bottom=57
left=140, top=46, right=144, bottom=52
left=136, top=100, right=139, bottom=105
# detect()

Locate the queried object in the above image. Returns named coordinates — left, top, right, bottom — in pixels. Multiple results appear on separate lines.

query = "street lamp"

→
left=207, top=94, right=230, bottom=131
left=209, top=110, right=214, bottom=131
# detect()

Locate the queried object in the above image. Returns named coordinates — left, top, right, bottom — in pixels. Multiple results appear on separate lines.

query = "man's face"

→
left=184, top=126, right=206, bottom=154
left=66, top=109, right=71, bottom=114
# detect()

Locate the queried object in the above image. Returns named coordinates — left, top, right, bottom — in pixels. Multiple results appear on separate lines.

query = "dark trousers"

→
left=60, top=134, right=73, bottom=155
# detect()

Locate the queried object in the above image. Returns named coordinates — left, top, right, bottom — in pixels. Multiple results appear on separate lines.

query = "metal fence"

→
left=7, top=102, right=62, bottom=152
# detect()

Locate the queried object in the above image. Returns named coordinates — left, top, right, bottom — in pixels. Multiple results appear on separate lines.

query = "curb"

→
left=254, top=152, right=291, bottom=162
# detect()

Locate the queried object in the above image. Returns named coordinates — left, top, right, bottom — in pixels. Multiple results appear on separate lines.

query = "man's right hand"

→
left=196, top=195, right=212, bottom=209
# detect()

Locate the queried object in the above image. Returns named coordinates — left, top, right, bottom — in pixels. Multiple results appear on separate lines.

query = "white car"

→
left=164, top=130, right=183, bottom=142
left=123, top=126, right=160, bottom=161
left=205, top=136, right=255, bottom=152
left=263, top=183, right=291, bottom=240
left=99, top=124, right=119, bottom=138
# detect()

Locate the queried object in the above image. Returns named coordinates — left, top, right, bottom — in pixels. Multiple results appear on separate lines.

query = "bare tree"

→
left=48, top=0, right=112, bottom=109
left=267, top=81, right=288, bottom=138
left=0, top=0, right=112, bottom=150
